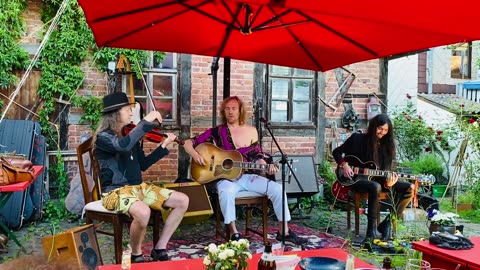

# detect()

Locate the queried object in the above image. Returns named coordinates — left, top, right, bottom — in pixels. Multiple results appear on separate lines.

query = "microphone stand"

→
left=262, top=120, right=304, bottom=245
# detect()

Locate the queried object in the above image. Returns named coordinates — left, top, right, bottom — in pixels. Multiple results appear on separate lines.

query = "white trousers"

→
left=216, top=174, right=291, bottom=224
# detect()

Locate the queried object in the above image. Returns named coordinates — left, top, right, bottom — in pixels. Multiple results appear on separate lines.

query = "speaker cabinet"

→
left=162, top=182, right=213, bottom=225
left=42, top=224, right=102, bottom=270
left=273, top=155, right=319, bottom=197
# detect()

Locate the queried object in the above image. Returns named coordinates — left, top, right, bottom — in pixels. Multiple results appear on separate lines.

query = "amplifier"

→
left=162, top=182, right=213, bottom=225
left=41, top=224, right=101, bottom=270
left=273, top=155, right=320, bottom=197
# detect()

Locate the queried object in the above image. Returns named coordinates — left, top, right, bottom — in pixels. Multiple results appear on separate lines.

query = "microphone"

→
left=259, top=117, right=271, bottom=126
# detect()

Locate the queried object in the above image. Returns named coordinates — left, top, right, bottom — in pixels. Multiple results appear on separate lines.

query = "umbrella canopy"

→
left=78, top=0, right=480, bottom=72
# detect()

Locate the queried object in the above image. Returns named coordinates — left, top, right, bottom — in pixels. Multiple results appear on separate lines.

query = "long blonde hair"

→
left=93, top=110, right=124, bottom=146
left=219, top=96, right=248, bottom=125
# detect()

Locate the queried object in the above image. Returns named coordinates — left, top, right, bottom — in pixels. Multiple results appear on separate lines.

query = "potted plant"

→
left=203, top=239, right=252, bottom=270
left=426, top=209, right=458, bottom=234
left=456, top=189, right=475, bottom=212
left=153, top=51, right=166, bottom=68
left=402, top=154, right=447, bottom=198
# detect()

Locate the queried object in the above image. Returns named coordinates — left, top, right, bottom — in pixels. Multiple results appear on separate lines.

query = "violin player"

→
left=95, top=92, right=189, bottom=263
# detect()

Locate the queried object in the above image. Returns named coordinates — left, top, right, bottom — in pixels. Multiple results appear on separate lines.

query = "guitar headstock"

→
left=417, top=174, right=436, bottom=185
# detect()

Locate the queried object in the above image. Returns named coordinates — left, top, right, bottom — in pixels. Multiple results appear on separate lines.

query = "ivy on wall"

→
left=38, top=0, right=93, bottom=149
left=0, top=0, right=30, bottom=94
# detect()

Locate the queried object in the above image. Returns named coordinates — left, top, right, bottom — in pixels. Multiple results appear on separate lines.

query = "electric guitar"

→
left=331, top=155, right=436, bottom=202
left=190, top=143, right=272, bottom=184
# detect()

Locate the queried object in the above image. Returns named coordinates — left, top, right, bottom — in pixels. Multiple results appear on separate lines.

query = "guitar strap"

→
left=413, top=179, right=419, bottom=208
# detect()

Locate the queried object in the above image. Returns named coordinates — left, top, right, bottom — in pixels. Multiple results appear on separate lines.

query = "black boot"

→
left=377, top=214, right=392, bottom=240
left=365, top=218, right=380, bottom=239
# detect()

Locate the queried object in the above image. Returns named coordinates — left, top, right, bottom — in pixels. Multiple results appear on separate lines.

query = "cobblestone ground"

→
left=1, top=207, right=480, bottom=266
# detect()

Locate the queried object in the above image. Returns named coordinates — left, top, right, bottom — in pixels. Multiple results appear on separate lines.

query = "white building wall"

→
left=387, top=56, right=418, bottom=112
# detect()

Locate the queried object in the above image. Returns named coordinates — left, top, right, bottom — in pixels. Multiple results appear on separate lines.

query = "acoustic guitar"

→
left=190, top=143, right=270, bottom=184
left=331, top=155, right=436, bottom=202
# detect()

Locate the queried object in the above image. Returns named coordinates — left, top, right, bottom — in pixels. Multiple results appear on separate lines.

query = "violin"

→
left=122, top=123, right=184, bottom=145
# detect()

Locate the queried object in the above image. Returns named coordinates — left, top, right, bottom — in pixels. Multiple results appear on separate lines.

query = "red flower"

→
left=406, top=94, right=412, bottom=99
left=437, top=130, right=443, bottom=135
left=469, top=118, right=476, bottom=123
left=425, top=147, right=431, bottom=152
left=436, top=136, right=442, bottom=141
left=418, top=115, right=423, bottom=120
left=460, top=104, right=465, bottom=108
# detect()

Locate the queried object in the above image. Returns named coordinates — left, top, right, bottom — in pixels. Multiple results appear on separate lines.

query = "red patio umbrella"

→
left=78, top=0, right=480, bottom=72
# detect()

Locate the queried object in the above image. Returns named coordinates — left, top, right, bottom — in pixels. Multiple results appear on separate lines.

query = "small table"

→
left=412, top=236, right=480, bottom=270
left=0, top=165, right=44, bottom=252
left=98, top=248, right=377, bottom=270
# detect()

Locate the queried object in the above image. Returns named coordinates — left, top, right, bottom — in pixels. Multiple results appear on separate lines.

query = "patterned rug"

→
left=141, top=221, right=346, bottom=260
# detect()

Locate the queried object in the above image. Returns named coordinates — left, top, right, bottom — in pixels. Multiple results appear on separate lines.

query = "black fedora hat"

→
left=102, top=92, right=135, bottom=113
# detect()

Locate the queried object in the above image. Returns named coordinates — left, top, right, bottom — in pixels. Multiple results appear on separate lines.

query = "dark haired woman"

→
left=95, top=92, right=189, bottom=262
left=333, top=113, right=414, bottom=239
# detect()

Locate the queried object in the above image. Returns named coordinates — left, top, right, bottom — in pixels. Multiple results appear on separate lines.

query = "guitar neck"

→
left=234, top=161, right=269, bottom=171
left=352, top=166, right=416, bottom=180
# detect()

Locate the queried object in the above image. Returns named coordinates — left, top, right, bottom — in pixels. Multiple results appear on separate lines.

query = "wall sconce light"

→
left=367, top=97, right=382, bottom=120
left=106, top=60, right=118, bottom=93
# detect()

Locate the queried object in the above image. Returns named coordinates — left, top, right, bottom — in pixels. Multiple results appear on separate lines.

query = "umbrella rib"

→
left=93, top=0, right=179, bottom=23
left=253, top=20, right=311, bottom=32
left=214, top=4, right=243, bottom=58
left=251, top=9, right=293, bottom=32
left=265, top=7, right=322, bottom=71
left=296, top=10, right=378, bottom=57
left=179, top=0, right=241, bottom=31
left=102, top=1, right=214, bottom=47
left=220, top=0, right=243, bottom=30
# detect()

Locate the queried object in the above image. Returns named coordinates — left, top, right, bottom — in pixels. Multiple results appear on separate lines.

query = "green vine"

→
left=71, top=95, right=103, bottom=130
left=38, top=0, right=93, bottom=221
left=38, top=0, right=93, bottom=150
left=93, top=48, right=150, bottom=79
left=0, top=0, right=30, bottom=93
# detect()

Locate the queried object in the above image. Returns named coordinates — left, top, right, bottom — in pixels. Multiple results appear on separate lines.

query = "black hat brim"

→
left=102, top=102, right=135, bottom=114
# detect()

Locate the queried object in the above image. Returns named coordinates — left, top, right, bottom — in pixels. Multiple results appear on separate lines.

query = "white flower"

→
left=204, top=239, right=252, bottom=270
left=207, top=243, right=218, bottom=253
left=429, top=210, right=459, bottom=226
left=243, top=251, right=252, bottom=259
left=225, top=248, right=235, bottom=257
left=218, top=250, right=229, bottom=260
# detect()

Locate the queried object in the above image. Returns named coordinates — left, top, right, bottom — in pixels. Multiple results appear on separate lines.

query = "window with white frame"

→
left=268, top=65, right=315, bottom=124
left=123, top=52, right=177, bottom=122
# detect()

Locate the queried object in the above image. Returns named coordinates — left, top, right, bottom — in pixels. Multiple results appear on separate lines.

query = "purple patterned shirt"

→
left=191, top=124, right=265, bottom=162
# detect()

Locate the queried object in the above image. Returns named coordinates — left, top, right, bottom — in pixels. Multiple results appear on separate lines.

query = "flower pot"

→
left=432, top=185, right=448, bottom=198
left=456, top=203, right=473, bottom=212
left=428, top=222, right=455, bottom=235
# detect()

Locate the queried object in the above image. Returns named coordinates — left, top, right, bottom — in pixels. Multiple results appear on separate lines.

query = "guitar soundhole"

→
left=223, top=159, right=233, bottom=170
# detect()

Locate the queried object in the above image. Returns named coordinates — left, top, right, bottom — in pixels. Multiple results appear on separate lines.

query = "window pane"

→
left=271, top=79, right=289, bottom=99
left=294, top=68, right=314, bottom=77
left=293, top=80, right=311, bottom=100
left=271, top=101, right=288, bottom=122
left=292, top=101, right=310, bottom=121
left=270, top=66, right=290, bottom=76
left=451, top=42, right=471, bottom=79
left=152, top=75, right=173, bottom=97
left=153, top=97, right=173, bottom=119
left=132, top=75, right=148, bottom=97
left=161, top=52, right=176, bottom=69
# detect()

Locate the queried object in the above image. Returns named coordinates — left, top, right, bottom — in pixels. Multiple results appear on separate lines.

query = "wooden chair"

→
left=346, top=191, right=390, bottom=236
left=76, top=136, right=162, bottom=264
left=215, top=191, right=269, bottom=243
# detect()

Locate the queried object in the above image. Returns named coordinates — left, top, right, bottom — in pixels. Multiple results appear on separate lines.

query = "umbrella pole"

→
left=210, top=57, right=220, bottom=127
left=223, top=57, right=231, bottom=98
